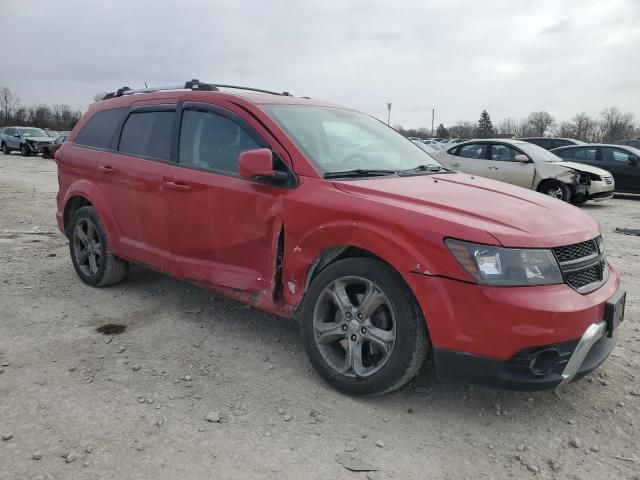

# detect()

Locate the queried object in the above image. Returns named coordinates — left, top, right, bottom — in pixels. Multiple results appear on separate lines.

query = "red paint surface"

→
left=56, top=90, right=616, bottom=361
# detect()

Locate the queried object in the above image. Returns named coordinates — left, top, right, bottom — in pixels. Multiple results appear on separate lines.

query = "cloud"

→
left=0, top=0, right=638, bottom=128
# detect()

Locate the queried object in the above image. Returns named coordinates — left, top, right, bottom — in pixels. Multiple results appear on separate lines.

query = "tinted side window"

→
left=555, top=148, right=573, bottom=159
left=75, top=108, right=127, bottom=149
left=178, top=110, right=261, bottom=174
left=458, top=144, right=487, bottom=159
left=607, top=147, right=635, bottom=164
left=118, top=111, right=174, bottom=161
left=572, top=147, right=597, bottom=161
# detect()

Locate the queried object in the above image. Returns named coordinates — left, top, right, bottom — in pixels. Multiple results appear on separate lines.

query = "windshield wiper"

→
left=323, top=169, right=398, bottom=179
left=398, top=164, right=450, bottom=176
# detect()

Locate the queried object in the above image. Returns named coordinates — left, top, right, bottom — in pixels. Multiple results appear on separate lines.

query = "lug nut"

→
left=361, top=327, right=366, bottom=334
left=350, top=334, right=357, bottom=341
left=345, top=312, right=352, bottom=319
left=357, top=313, right=363, bottom=320
left=342, top=324, right=348, bottom=331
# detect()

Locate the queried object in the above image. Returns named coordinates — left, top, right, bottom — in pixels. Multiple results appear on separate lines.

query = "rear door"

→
left=440, top=143, right=488, bottom=176
left=602, top=147, right=639, bottom=192
left=98, top=105, right=175, bottom=267
left=163, top=101, right=292, bottom=293
left=486, top=143, right=535, bottom=188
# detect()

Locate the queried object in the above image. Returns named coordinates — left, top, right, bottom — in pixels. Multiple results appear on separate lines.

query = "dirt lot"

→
left=0, top=153, right=638, bottom=480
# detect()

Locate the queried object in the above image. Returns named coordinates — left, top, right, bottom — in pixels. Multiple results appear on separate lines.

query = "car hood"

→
left=559, top=161, right=611, bottom=177
left=332, top=173, right=600, bottom=248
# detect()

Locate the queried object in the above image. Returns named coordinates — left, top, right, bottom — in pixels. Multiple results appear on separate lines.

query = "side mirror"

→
left=239, top=148, right=288, bottom=182
left=514, top=154, right=530, bottom=163
left=13, top=132, right=20, bottom=138
left=628, top=155, right=639, bottom=166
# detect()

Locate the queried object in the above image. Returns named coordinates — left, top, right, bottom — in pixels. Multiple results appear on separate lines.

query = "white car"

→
left=433, top=139, right=614, bottom=203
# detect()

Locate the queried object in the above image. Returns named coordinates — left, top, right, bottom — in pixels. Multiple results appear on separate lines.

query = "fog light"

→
left=529, top=349, right=559, bottom=375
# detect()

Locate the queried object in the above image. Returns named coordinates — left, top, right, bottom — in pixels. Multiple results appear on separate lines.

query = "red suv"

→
left=56, top=80, right=625, bottom=395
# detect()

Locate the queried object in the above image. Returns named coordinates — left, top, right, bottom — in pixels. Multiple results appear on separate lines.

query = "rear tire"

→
left=538, top=179, right=571, bottom=202
left=42, top=148, right=51, bottom=159
left=68, top=206, right=129, bottom=287
left=1, top=143, right=9, bottom=155
left=300, top=257, right=429, bottom=396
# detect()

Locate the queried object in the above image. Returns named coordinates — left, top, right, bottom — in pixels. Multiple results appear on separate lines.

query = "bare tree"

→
left=527, top=111, right=555, bottom=136
left=599, top=107, right=635, bottom=142
left=0, top=86, right=20, bottom=123
left=448, top=121, right=476, bottom=138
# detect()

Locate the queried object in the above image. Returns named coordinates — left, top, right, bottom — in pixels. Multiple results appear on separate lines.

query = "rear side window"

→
left=118, top=111, right=174, bottom=161
left=555, top=148, right=573, bottom=159
left=458, top=144, right=487, bottom=159
left=572, top=147, right=597, bottom=161
left=74, top=108, right=127, bottom=149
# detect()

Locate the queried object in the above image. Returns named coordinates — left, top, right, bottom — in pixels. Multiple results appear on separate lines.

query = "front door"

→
left=444, top=143, right=488, bottom=176
left=163, top=103, right=289, bottom=293
left=486, top=143, right=535, bottom=189
left=602, top=147, right=639, bottom=192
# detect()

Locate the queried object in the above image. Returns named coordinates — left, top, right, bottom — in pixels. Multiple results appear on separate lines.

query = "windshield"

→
left=261, top=105, right=442, bottom=174
left=518, top=142, right=562, bottom=162
left=19, top=128, right=48, bottom=137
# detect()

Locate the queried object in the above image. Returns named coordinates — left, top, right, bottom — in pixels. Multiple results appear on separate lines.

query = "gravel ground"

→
left=0, top=152, right=639, bottom=480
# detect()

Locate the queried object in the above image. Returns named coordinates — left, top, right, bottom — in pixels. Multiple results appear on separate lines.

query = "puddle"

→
left=96, top=324, right=127, bottom=335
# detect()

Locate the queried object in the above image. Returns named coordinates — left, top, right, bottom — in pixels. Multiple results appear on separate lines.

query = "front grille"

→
left=553, top=237, right=606, bottom=294
left=604, top=177, right=613, bottom=185
left=554, top=239, right=597, bottom=263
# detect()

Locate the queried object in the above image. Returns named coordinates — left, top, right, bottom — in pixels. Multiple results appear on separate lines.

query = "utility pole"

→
left=387, top=103, right=392, bottom=126
left=431, top=108, right=435, bottom=137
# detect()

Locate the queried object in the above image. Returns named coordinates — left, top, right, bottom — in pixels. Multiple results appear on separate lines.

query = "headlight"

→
left=445, top=239, right=563, bottom=286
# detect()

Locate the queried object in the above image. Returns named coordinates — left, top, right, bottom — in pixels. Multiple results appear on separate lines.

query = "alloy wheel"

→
left=312, top=276, right=396, bottom=378
left=72, top=218, right=102, bottom=276
left=546, top=186, right=564, bottom=199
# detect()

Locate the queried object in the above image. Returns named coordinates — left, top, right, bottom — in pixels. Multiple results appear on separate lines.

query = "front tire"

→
left=538, top=179, right=571, bottom=202
left=42, top=148, right=51, bottom=159
left=300, top=257, right=429, bottom=395
left=20, top=144, right=30, bottom=157
left=68, top=206, right=129, bottom=287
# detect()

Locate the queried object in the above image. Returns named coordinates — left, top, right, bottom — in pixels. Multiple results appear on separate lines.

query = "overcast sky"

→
left=2, top=0, right=639, bottom=127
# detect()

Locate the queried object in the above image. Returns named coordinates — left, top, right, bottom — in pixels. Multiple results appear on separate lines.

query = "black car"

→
left=551, top=144, right=640, bottom=194
left=519, top=137, right=585, bottom=150
left=613, top=139, right=640, bottom=149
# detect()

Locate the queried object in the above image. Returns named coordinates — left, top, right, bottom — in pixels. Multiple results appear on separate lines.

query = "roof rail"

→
left=101, top=79, right=291, bottom=100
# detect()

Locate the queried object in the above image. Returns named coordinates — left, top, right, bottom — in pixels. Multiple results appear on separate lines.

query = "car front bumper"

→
left=588, top=179, right=615, bottom=200
left=406, top=265, right=623, bottom=390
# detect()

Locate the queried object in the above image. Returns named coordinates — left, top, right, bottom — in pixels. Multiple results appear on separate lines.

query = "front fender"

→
left=281, top=219, right=440, bottom=309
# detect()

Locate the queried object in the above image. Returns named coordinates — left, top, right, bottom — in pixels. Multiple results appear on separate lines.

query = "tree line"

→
left=396, top=106, right=639, bottom=143
left=0, top=86, right=82, bottom=131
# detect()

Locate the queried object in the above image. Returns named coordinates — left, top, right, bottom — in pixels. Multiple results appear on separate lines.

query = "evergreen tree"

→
left=477, top=110, right=494, bottom=138
left=436, top=123, right=449, bottom=138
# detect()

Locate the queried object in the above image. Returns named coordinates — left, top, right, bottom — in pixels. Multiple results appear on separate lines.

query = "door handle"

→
left=452, top=163, right=461, bottom=167
left=99, top=165, right=115, bottom=173
left=488, top=166, right=499, bottom=170
left=164, top=181, right=192, bottom=192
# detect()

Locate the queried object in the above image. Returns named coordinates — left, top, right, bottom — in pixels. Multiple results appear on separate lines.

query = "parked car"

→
left=412, top=140, right=440, bottom=155
left=56, top=80, right=624, bottom=395
left=551, top=144, right=640, bottom=194
left=613, top=139, right=640, bottom=150
left=1, top=126, right=54, bottom=156
left=519, top=137, right=585, bottom=150
left=434, top=139, right=614, bottom=202
left=42, top=134, right=68, bottom=159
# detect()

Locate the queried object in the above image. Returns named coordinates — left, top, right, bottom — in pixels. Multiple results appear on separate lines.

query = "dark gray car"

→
left=1, top=126, right=53, bottom=156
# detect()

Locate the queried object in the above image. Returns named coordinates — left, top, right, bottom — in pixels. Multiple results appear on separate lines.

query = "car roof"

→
left=518, top=137, right=580, bottom=141
left=453, top=138, right=530, bottom=146
left=93, top=89, right=346, bottom=111
left=554, top=143, right=635, bottom=148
